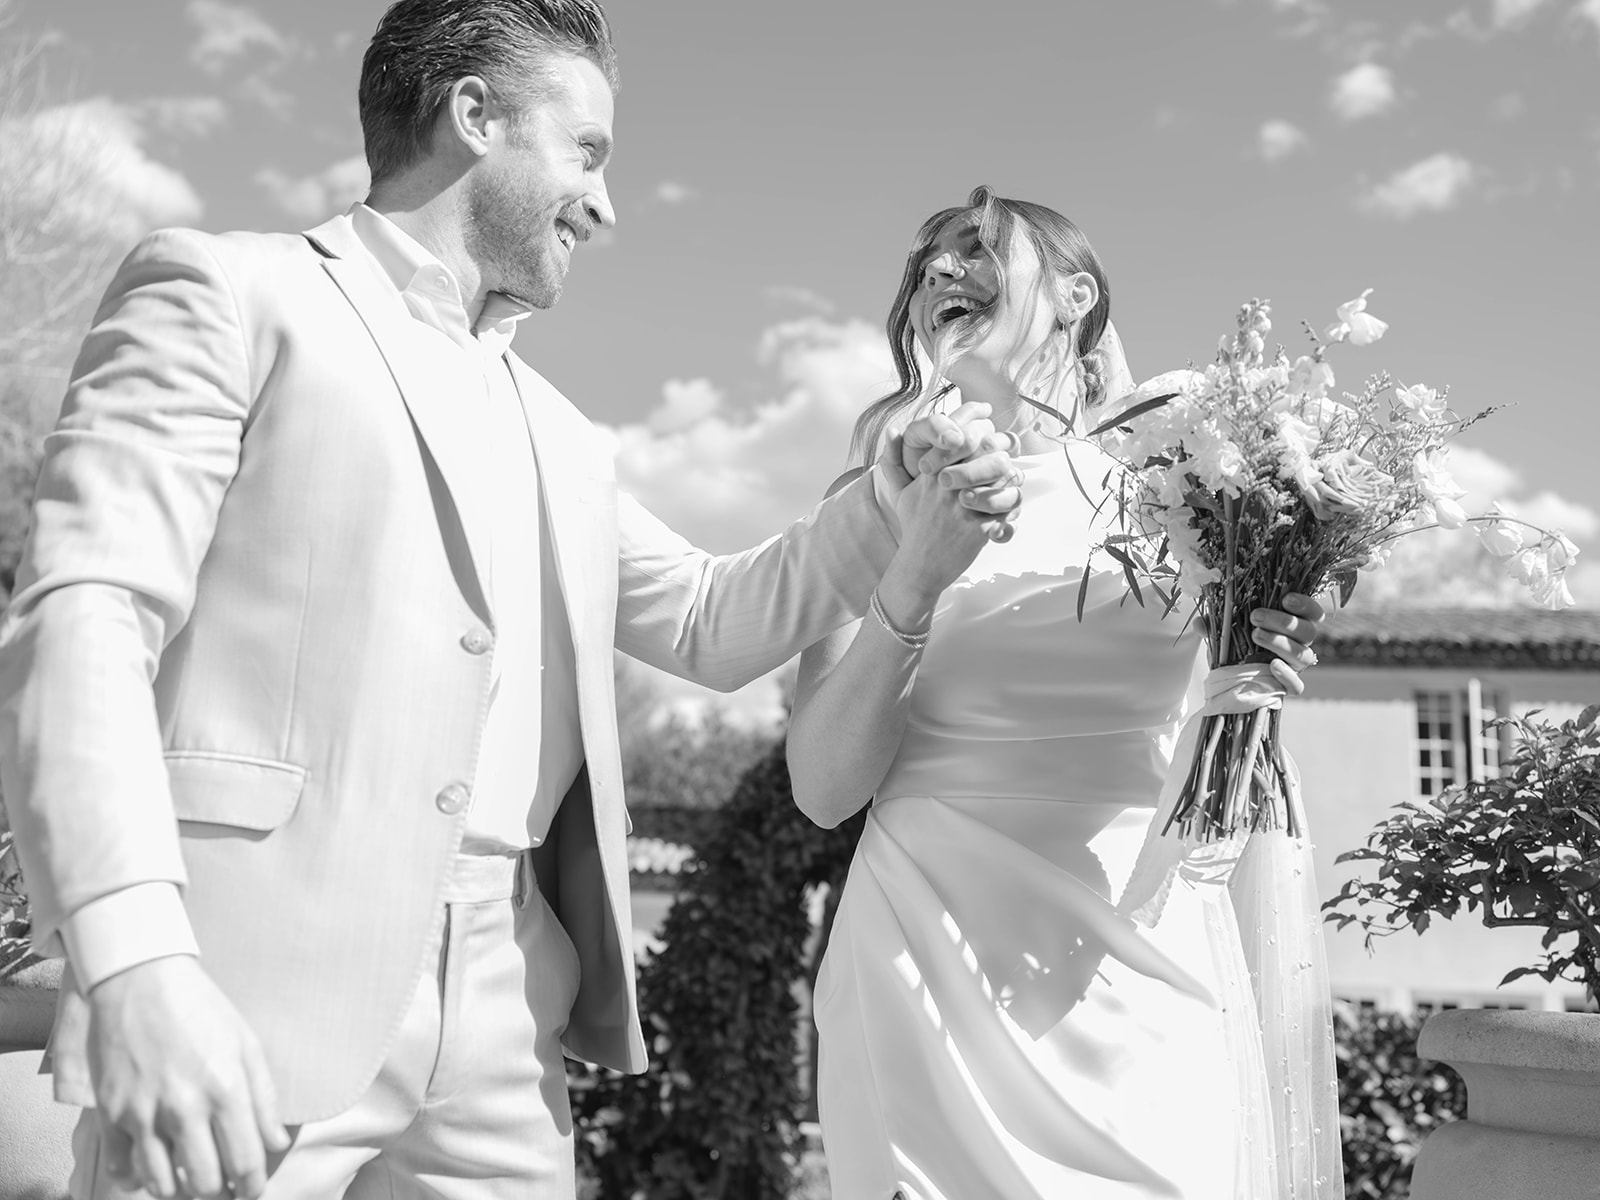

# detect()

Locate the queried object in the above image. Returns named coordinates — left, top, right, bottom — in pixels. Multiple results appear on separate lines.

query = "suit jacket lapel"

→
left=505, top=358, right=593, bottom=637
left=305, top=217, right=494, bottom=621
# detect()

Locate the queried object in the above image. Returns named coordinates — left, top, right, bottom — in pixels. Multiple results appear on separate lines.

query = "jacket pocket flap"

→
left=165, top=752, right=307, bottom=831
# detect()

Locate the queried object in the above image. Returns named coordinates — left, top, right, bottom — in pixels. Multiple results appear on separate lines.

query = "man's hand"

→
left=876, top=402, right=1024, bottom=542
left=88, top=956, right=289, bottom=1199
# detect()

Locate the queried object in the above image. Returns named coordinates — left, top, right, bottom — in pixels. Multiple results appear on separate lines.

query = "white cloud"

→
left=1258, top=119, right=1310, bottom=161
left=1352, top=445, right=1599, bottom=608
left=654, top=181, right=696, bottom=204
left=1578, top=0, right=1600, bottom=40
left=1330, top=62, right=1397, bottom=121
left=1492, top=0, right=1554, bottom=26
left=1358, top=152, right=1476, bottom=219
left=602, top=316, right=894, bottom=554
left=648, top=378, right=723, bottom=435
left=255, top=154, right=370, bottom=225
left=187, top=0, right=291, bottom=76
left=0, top=99, right=204, bottom=243
left=763, top=285, right=837, bottom=316
left=139, top=96, right=229, bottom=139
left=604, top=317, right=899, bottom=724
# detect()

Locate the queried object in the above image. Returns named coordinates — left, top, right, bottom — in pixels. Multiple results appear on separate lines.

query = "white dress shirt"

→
left=61, top=205, right=583, bottom=988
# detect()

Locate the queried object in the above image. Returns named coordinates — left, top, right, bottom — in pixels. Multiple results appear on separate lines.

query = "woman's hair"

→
left=852, top=185, right=1111, bottom=466
left=359, top=0, right=618, bottom=187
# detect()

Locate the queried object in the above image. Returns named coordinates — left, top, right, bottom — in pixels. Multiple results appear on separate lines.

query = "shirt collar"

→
left=347, top=203, right=533, bottom=344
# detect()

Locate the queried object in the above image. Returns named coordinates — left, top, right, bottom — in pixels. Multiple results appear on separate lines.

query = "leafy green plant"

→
left=0, top=827, right=27, bottom=943
left=1335, top=1004, right=1465, bottom=1199
left=1325, top=705, right=1600, bottom=1001
left=569, top=743, right=866, bottom=1200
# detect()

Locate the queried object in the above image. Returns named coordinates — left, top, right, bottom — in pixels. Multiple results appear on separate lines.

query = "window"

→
left=1412, top=993, right=1533, bottom=1016
left=1414, top=683, right=1507, bottom=798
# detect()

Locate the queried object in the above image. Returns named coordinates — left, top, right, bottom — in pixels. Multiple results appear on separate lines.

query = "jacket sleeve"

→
left=612, top=471, right=898, bottom=692
left=0, top=228, right=254, bottom=956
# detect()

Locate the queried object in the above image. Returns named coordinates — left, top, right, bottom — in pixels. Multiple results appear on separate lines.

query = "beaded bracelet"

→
left=869, top=588, right=931, bottom=649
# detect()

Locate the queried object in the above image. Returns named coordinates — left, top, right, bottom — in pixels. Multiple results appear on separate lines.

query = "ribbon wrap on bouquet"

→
left=1119, top=664, right=1345, bottom=1199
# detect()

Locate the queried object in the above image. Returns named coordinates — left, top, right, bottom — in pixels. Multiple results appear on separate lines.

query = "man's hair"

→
left=359, top=0, right=618, bottom=185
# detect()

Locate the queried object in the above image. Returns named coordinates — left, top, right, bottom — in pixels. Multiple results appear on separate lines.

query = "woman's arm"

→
left=788, top=450, right=1013, bottom=828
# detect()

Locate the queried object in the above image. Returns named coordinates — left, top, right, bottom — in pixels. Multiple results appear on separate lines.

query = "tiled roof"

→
left=1318, top=607, right=1600, bottom=671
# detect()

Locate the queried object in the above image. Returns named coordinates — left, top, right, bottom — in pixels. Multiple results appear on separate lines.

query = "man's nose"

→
left=924, top=251, right=963, bottom=288
left=585, top=180, right=616, bottom=230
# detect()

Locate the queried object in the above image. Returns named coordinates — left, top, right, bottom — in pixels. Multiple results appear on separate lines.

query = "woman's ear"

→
left=1062, top=271, right=1099, bottom=322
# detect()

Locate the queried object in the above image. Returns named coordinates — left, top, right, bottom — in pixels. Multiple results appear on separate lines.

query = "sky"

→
left=7, top=0, right=1600, bottom=721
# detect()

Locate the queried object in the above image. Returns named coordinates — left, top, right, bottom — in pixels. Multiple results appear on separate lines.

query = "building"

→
left=1285, top=606, right=1600, bottom=1014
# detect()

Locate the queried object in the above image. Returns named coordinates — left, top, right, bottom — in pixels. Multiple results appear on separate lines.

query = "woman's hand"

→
left=876, top=430, right=1021, bottom=631
left=1250, top=592, right=1329, bottom=695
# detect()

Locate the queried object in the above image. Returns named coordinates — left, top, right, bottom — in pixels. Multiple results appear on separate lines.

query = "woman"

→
left=789, top=187, right=1342, bottom=1199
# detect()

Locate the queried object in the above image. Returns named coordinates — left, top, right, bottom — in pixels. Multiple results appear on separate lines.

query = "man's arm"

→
left=613, top=406, right=1020, bottom=691
left=0, top=228, right=251, bottom=961
left=0, top=228, right=286, bottom=1198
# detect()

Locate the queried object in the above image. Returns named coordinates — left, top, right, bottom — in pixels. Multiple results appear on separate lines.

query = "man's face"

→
left=466, top=54, right=615, bottom=309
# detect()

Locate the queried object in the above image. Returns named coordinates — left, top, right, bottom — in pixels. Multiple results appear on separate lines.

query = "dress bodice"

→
left=877, top=445, right=1206, bottom=808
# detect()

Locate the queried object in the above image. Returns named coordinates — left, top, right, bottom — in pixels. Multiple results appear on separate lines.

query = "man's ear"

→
left=443, top=76, right=494, bottom=159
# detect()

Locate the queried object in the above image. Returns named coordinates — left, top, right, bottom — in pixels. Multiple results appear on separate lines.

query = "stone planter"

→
left=0, top=946, right=73, bottom=1200
left=1411, top=1007, right=1600, bottom=1200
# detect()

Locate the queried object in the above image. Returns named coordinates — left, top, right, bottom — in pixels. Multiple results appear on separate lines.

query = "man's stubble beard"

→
left=465, top=167, right=566, bottom=310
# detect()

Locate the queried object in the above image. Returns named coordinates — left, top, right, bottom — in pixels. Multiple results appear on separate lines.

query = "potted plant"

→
left=0, top=825, right=72, bottom=1200
left=1325, top=704, right=1600, bottom=1200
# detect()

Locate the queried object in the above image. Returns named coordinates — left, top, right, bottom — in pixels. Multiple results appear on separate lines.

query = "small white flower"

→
left=1360, top=541, right=1394, bottom=572
left=1474, top=513, right=1524, bottom=558
left=1506, top=546, right=1547, bottom=589
left=1547, top=532, right=1581, bottom=572
left=1325, top=289, right=1389, bottom=346
left=1536, top=576, right=1576, bottom=610
left=1431, top=496, right=1468, bottom=529
left=1395, top=382, right=1448, bottom=422
left=1274, top=413, right=1323, bottom=494
left=1412, top=448, right=1466, bottom=503
left=1288, top=356, right=1336, bottom=399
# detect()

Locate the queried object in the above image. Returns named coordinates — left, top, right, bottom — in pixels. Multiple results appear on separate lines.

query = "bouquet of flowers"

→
left=1077, top=291, right=1580, bottom=842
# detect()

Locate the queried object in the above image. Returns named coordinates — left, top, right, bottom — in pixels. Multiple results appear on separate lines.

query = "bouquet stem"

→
left=1164, top=619, right=1298, bottom=842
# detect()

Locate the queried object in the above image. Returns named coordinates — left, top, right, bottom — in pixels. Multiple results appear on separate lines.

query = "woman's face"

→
left=908, top=214, right=1058, bottom=380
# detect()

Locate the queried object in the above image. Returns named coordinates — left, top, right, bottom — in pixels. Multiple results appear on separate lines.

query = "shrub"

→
left=1335, top=1003, right=1465, bottom=1199
left=1325, top=705, right=1600, bottom=1001
left=570, top=743, right=866, bottom=1200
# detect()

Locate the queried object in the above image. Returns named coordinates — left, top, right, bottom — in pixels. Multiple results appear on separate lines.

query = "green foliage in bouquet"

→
left=1325, top=705, right=1600, bottom=1001
left=569, top=744, right=867, bottom=1200
left=1334, top=1005, right=1465, bottom=1200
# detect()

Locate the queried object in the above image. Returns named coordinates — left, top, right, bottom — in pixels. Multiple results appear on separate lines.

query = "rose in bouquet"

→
left=1070, top=291, right=1580, bottom=841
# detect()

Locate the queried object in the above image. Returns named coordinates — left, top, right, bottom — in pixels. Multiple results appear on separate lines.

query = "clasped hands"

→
left=874, top=400, right=1025, bottom=543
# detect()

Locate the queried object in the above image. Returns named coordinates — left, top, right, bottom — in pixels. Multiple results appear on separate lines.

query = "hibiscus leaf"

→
left=1086, top=393, right=1177, bottom=439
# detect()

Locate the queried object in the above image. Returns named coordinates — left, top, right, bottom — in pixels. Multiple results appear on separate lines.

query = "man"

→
left=0, top=1, right=1019, bottom=1197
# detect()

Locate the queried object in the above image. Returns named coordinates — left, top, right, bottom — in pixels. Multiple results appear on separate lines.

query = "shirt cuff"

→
left=60, top=883, right=200, bottom=992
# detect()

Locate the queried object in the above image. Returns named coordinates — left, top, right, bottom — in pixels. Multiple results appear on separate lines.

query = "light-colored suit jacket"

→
left=0, top=215, right=895, bottom=1122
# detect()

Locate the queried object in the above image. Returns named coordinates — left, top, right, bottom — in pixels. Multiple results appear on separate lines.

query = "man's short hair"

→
left=359, top=0, right=618, bottom=185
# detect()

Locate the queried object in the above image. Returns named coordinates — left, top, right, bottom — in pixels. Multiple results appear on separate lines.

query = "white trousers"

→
left=71, top=851, right=583, bottom=1199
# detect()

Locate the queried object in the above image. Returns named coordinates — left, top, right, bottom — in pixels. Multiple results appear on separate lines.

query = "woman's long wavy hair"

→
left=852, top=186, right=1112, bottom=466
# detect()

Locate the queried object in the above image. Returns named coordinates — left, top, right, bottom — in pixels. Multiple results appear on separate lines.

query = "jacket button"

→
left=435, top=783, right=471, bottom=815
left=460, top=627, right=493, bottom=655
